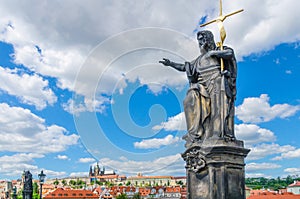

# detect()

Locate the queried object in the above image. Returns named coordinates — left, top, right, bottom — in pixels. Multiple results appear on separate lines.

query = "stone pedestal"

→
left=182, top=139, right=250, bottom=199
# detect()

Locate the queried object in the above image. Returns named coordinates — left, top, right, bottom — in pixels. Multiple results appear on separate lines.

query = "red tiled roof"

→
left=165, top=187, right=181, bottom=193
left=44, top=188, right=98, bottom=199
left=138, top=188, right=151, bottom=196
left=288, top=181, right=300, bottom=187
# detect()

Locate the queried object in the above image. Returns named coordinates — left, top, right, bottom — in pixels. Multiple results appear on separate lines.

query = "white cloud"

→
left=69, top=172, right=89, bottom=177
left=134, top=135, right=181, bottom=149
left=272, top=149, right=300, bottom=160
left=42, top=170, right=67, bottom=179
left=236, top=94, right=300, bottom=123
left=56, top=155, right=69, bottom=160
left=235, top=124, right=276, bottom=146
left=0, top=66, right=57, bottom=110
left=246, top=162, right=281, bottom=172
left=286, top=70, right=292, bottom=74
left=247, top=143, right=295, bottom=161
left=0, top=103, right=79, bottom=153
left=245, top=173, right=272, bottom=179
left=153, top=112, right=186, bottom=131
left=62, top=97, right=110, bottom=115
left=78, top=158, right=96, bottom=163
left=284, top=168, right=300, bottom=175
left=0, top=153, right=66, bottom=178
left=100, top=153, right=184, bottom=175
left=1, top=1, right=300, bottom=112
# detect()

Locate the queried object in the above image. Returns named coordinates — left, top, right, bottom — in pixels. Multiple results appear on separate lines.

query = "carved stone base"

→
left=182, top=138, right=250, bottom=199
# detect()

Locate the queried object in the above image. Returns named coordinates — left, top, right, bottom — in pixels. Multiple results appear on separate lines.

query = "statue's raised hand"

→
left=159, top=58, right=172, bottom=66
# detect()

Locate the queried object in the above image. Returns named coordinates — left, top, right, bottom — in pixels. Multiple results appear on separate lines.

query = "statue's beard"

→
left=199, top=43, right=210, bottom=52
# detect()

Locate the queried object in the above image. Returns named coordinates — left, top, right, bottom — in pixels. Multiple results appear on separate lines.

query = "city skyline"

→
left=0, top=0, right=300, bottom=180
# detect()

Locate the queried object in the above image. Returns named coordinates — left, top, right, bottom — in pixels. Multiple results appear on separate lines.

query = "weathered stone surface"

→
left=23, top=171, right=33, bottom=199
left=182, top=139, right=250, bottom=199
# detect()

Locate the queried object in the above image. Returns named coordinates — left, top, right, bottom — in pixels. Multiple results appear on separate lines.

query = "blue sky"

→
left=0, top=0, right=300, bottom=180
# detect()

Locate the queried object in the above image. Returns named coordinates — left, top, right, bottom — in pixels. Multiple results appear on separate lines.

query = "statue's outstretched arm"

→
left=159, top=58, right=185, bottom=71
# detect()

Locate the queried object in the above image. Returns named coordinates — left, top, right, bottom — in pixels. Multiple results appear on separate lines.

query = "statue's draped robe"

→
left=183, top=47, right=236, bottom=146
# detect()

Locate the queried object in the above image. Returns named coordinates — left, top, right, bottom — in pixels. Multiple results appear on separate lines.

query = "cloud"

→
left=0, top=153, right=66, bottom=178
left=78, top=158, right=96, bottom=163
left=56, top=155, right=69, bottom=160
left=235, top=124, right=276, bottom=146
left=246, top=162, right=281, bottom=172
left=284, top=168, right=300, bottom=175
left=134, top=135, right=181, bottom=149
left=285, top=70, right=292, bottom=74
left=0, top=103, right=79, bottom=153
left=62, top=97, right=111, bottom=115
left=223, top=0, right=300, bottom=58
left=247, top=143, right=295, bottom=161
left=0, top=66, right=57, bottom=110
left=272, top=148, right=300, bottom=160
left=245, top=173, right=272, bottom=178
left=236, top=94, right=300, bottom=123
left=153, top=112, right=186, bottom=131
left=69, top=172, right=89, bottom=177
left=2, top=1, right=300, bottom=112
left=100, top=153, right=184, bottom=175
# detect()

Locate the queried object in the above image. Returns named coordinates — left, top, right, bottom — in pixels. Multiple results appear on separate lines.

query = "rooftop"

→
left=44, top=188, right=98, bottom=199
left=288, top=181, right=300, bottom=187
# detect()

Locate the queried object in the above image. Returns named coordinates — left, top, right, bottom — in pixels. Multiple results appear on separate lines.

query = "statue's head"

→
left=197, top=30, right=216, bottom=51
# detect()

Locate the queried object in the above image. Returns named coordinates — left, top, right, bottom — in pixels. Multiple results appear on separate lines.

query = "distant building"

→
left=0, top=180, right=13, bottom=199
left=44, top=188, right=98, bottom=199
left=287, top=181, right=300, bottom=195
left=126, top=173, right=175, bottom=187
left=247, top=189, right=299, bottom=199
left=89, top=163, right=125, bottom=184
left=163, top=186, right=181, bottom=199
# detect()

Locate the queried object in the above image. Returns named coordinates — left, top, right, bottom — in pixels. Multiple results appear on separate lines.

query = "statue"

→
left=23, top=171, right=33, bottom=199
left=159, top=30, right=237, bottom=147
left=159, top=1, right=250, bottom=198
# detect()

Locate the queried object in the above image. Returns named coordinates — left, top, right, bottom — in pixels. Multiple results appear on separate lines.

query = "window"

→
left=79, top=193, right=83, bottom=196
left=51, top=194, right=55, bottom=196
left=72, top=193, right=76, bottom=196
left=64, top=194, right=68, bottom=196
left=58, top=194, right=62, bottom=196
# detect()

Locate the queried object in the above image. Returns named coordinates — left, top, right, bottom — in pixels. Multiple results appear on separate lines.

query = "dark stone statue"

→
left=160, top=30, right=236, bottom=147
left=23, top=171, right=33, bottom=199
left=160, top=30, right=249, bottom=199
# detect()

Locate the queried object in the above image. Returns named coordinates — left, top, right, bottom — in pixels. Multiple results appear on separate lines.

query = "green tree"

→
left=69, top=179, right=76, bottom=188
left=33, top=182, right=39, bottom=199
left=132, top=193, right=141, bottom=199
left=54, top=179, right=60, bottom=186
left=126, top=181, right=131, bottom=186
left=33, top=182, right=39, bottom=194
left=286, top=175, right=293, bottom=185
left=17, top=189, right=23, bottom=199
left=61, top=179, right=67, bottom=186
left=116, top=193, right=128, bottom=199
left=176, top=180, right=183, bottom=185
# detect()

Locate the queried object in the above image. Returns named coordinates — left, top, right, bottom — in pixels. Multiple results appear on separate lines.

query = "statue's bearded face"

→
left=197, top=31, right=216, bottom=51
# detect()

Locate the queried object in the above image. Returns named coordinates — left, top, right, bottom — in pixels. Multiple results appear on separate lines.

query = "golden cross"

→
left=200, top=0, right=243, bottom=71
